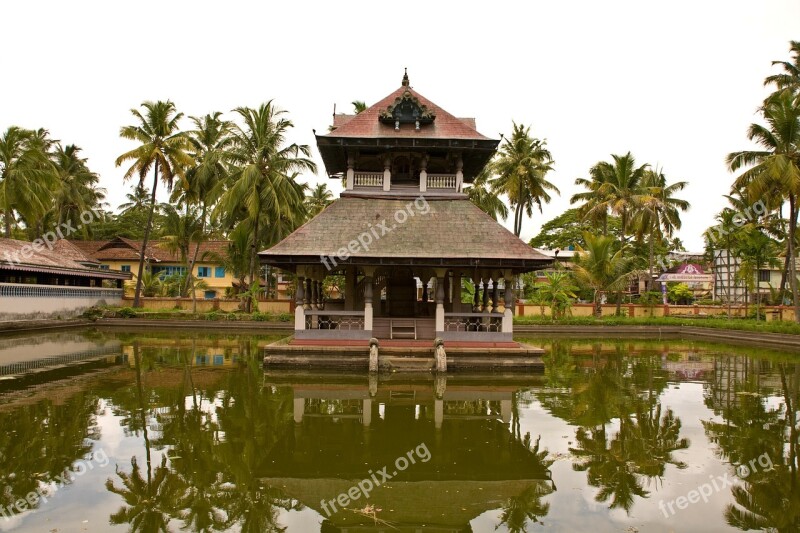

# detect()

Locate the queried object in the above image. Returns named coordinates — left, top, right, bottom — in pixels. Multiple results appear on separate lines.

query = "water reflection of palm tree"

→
left=106, top=455, right=186, bottom=531
left=0, top=391, right=98, bottom=514
left=106, top=342, right=187, bottom=531
left=214, top=346, right=297, bottom=532
left=626, top=403, right=689, bottom=478
left=718, top=363, right=800, bottom=532
left=571, top=425, right=648, bottom=511
left=166, top=340, right=228, bottom=531
left=502, top=395, right=555, bottom=531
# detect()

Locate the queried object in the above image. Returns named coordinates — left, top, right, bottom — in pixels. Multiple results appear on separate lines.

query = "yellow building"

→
left=70, top=237, right=237, bottom=299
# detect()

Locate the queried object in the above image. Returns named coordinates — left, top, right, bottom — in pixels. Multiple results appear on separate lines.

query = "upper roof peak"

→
left=322, top=76, right=492, bottom=141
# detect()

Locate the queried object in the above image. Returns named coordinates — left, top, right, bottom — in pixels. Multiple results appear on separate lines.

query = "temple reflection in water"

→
left=264, top=372, right=554, bottom=532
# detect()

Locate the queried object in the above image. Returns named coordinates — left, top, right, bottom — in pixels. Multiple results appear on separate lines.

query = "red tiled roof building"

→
left=260, top=72, right=551, bottom=345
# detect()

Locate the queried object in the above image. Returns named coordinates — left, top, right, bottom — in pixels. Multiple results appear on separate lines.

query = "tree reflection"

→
left=106, top=455, right=186, bottom=532
left=705, top=361, right=800, bottom=532
left=497, top=435, right=554, bottom=532
left=0, top=391, right=99, bottom=515
left=106, top=342, right=187, bottom=531
left=538, top=342, right=687, bottom=513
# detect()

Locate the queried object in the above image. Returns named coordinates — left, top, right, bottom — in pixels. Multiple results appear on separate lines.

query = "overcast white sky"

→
left=3, top=1, right=798, bottom=251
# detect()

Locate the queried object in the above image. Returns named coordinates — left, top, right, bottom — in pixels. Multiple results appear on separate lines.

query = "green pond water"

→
left=0, top=330, right=798, bottom=532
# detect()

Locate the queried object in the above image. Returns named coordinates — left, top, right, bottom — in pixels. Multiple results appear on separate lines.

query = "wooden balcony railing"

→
left=427, top=174, right=457, bottom=189
left=353, top=172, right=383, bottom=187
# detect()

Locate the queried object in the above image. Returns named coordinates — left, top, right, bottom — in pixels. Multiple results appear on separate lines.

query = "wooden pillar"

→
left=473, top=276, right=481, bottom=312
left=344, top=266, right=356, bottom=311
left=346, top=153, right=355, bottom=190
left=383, top=156, right=391, bottom=192
left=304, top=277, right=312, bottom=310
left=491, top=277, right=499, bottom=313
left=419, top=154, right=428, bottom=193
left=421, top=280, right=429, bottom=302
left=293, top=398, right=305, bottom=423
left=501, top=399, right=511, bottom=424
left=482, top=278, right=490, bottom=313
left=435, top=270, right=446, bottom=334
left=503, top=271, right=513, bottom=334
left=444, top=273, right=451, bottom=308
left=295, top=275, right=306, bottom=330
left=452, top=270, right=461, bottom=313
left=362, top=399, right=372, bottom=427
left=455, top=154, right=464, bottom=192
left=364, top=268, right=374, bottom=332
left=504, top=274, right=513, bottom=314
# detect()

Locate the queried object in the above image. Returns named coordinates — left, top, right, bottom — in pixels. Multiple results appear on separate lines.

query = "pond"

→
left=0, top=329, right=797, bottom=532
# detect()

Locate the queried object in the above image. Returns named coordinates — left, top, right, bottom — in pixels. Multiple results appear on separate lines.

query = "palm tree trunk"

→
left=788, top=194, right=799, bottom=324
left=616, top=210, right=627, bottom=316
left=189, top=205, right=207, bottom=314
left=134, top=161, right=159, bottom=308
left=779, top=252, right=790, bottom=304
left=247, top=214, right=260, bottom=313
left=514, top=203, right=523, bottom=237
left=648, top=227, right=655, bottom=292
left=133, top=343, right=153, bottom=487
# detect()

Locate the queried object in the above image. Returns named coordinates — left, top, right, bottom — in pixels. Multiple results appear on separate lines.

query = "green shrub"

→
left=278, top=312, right=293, bottom=322
left=117, top=307, right=137, bottom=318
left=82, top=307, right=103, bottom=321
left=668, top=283, right=694, bottom=305
left=204, top=311, right=219, bottom=321
left=252, top=311, right=275, bottom=321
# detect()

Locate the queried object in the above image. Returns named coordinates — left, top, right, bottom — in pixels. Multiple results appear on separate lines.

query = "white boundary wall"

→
left=0, top=283, right=123, bottom=320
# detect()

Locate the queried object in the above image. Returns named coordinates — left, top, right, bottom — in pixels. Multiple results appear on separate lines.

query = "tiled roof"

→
left=259, top=198, right=550, bottom=267
left=324, top=86, right=492, bottom=140
left=69, top=238, right=230, bottom=263
left=0, top=238, right=129, bottom=279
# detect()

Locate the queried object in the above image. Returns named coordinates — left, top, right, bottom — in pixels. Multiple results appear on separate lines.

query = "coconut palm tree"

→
left=217, top=102, right=315, bottom=310
left=534, top=271, right=577, bottom=320
left=176, top=112, right=234, bottom=308
left=635, top=168, right=690, bottom=289
left=465, top=168, right=509, bottom=221
left=304, top=182, right=333, bottom=217
left=158, top=203, right=202, bottom=297
left=352, top=100, right=367, bottom=114
left=491, top=123, right=558, bottom=236
left=116, top=101, right=193, bottom=307
left=727, top=90, right=800, bottom=323
left=48, top=144, right=105, bottom=237
left=764, top=40, right=800, bottom=95
left=0, top=126, right=57, bottom=237
left=572, top=232, right=635, bottom=317
left=571, top=164, right=612, bottom=235
left=584, top=153, right=649, bottom=249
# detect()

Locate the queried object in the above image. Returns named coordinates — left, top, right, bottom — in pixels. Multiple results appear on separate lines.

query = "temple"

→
left=259, top=72, right=551, bottom=345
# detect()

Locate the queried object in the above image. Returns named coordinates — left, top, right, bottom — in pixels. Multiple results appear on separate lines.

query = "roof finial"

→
left=402, top=67, right=409, bottom=87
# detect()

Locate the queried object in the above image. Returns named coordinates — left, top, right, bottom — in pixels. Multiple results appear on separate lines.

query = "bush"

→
left=204, top=311, right=219, bottom=321
left=668, top=283, right=694, bottom=305
left=277, top=312, right=293, bottom=322
left=252, top=311, right=274, bottom=322
left=117, top=307, right=137, bottom=318
left=82, top=307, right=104, bottom=321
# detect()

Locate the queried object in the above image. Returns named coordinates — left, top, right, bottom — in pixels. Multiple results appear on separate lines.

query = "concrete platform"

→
left=263, top=337, right=544, bottom=371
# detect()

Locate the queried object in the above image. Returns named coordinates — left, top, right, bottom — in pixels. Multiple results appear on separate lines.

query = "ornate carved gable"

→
left=379, top=90, right=436, bottom=127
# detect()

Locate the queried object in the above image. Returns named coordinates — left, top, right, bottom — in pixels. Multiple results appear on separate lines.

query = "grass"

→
left=90, top=306, right=293, bottom=322
left=513, top=315, right=800, bottom=335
